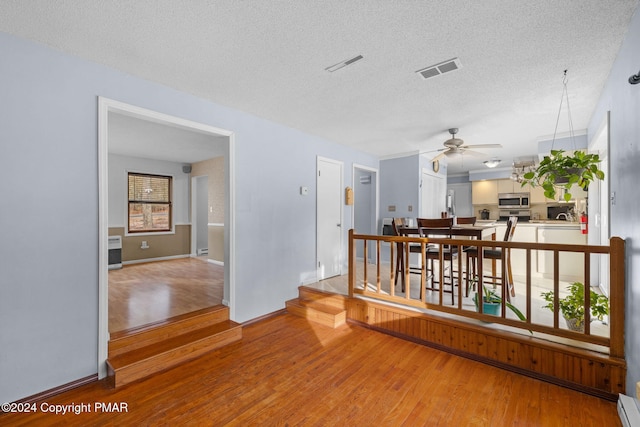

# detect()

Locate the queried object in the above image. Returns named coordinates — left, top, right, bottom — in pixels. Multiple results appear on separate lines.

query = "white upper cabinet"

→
left=472, top=180, right=498, bottom=205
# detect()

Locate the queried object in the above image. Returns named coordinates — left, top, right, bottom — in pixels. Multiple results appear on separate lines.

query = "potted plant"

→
left=473, top=284, right=526, bottom=321
left=521, top=149, right=605, bottom=201
left=540, top=282, right=609, bottom=332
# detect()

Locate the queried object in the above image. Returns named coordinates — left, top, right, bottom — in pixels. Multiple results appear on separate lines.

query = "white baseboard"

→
left=122, top=254, right=190, bottom=265
left=207, top=259, right=224, bottom=266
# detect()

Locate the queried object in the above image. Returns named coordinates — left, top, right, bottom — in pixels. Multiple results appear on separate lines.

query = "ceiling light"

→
left=325, top=55, right=364, bottom=72
left=483, top=159, right=501, bottom=168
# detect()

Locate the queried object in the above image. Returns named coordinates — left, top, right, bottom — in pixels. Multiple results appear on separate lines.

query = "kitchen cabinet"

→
left=537, top=226, right=586, bottom=281
left=472, top=180, right=498, bottom=205
left=498, top=178, right=546, bottom=203
left=529, top=184, right=548, bottom=203
left=534, top=182, right=587, bottom=203
left=496, top=179, right=524, bottom=194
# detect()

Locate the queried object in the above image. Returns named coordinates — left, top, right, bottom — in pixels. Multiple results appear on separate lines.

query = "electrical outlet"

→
left=408, top=205, right=413, bottom=212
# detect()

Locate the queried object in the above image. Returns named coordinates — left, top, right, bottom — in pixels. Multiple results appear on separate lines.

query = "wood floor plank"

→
left=1, top=314, right=621, bottom=426
left=109, top=257, right=223, bottom=332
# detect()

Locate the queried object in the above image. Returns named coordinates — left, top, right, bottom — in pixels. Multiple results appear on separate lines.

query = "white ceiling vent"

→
left=325, top=55, right=364, bottom=72
left=416, top=58, right=462, bottom=80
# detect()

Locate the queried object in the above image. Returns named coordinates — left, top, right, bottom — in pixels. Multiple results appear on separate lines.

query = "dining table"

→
left=398, top=224, right=497, bottom=241
left=396, top=224, right=499, bottom=296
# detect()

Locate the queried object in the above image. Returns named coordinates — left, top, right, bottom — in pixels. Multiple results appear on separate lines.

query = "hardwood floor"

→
left=109, top=257, right=224, bottom=333
left=2, top=314, right=620, bottom=426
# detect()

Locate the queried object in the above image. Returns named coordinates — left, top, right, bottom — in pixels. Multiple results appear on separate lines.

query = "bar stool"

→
left=465, top=216, right=518, bottom=301
left=417, top=217, right=458, bottom=304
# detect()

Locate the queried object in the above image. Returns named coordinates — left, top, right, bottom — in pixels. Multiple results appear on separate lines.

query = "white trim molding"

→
left=98, top=96, right=236, bottom=379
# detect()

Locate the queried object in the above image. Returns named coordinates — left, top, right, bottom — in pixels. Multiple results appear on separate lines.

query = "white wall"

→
left=587, top=5, right=640, bottom=396
left=0, top=32, right=378, bottom=402
left=380, top=155, right=420, bottom=221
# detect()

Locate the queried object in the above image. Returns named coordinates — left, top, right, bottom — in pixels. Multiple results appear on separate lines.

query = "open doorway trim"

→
left=97, top=97, right=236, bottom=379
left=351, top=163, right=379, bottom=235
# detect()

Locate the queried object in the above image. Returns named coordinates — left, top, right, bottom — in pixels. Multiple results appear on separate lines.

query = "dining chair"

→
left=465, top=216, right=518, bottom=301
left=390, top=218, right=411, bottom=291
left=456, top=216, right=477, bottom=225
left=417, top=217, right=458, bottom=304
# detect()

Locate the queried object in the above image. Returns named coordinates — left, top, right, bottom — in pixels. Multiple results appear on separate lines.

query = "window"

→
left=128, top=172, right=172, bottom=233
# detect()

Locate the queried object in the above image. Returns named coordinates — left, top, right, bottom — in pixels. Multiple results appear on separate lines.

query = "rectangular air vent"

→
left=416, top=57, right=462, bottom=80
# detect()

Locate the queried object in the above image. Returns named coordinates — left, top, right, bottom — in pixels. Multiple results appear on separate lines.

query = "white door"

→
left=191, top=175, right=209, bottom=256
left=421, top=169, right=446, bottom=218
left=317, top=157, right=343, bottom=279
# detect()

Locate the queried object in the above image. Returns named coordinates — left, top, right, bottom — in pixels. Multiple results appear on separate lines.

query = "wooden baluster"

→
left=584, top=252, right=591, bottom=336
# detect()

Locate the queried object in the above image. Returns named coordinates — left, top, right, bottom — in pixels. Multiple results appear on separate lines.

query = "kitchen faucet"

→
left=555, top=212, right=574, bottom=221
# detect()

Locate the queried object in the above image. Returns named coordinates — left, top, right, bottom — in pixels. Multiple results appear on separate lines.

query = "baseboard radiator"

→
left=618, top=394, right=640, bottom=427
left=108, top=236, right=122, bottom=270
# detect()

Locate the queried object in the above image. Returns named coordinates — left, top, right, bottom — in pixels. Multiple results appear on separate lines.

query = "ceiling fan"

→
left=429, top=128, right=502, bottom=162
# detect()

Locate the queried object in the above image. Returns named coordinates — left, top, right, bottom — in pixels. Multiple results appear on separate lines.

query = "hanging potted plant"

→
left=520, top=71, right=605, bottom=201
left=540, top=282, right=609, bottom=332
left=521, top=149, right=605, bottom=201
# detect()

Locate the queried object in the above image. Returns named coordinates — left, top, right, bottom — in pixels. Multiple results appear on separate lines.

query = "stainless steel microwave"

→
left=498, top=192, right=530, bottom=209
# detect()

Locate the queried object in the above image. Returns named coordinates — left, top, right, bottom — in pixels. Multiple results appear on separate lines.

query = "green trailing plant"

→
left=540, top=282, right=609, bottom=331
left=521, top=149, right=605, bottom=201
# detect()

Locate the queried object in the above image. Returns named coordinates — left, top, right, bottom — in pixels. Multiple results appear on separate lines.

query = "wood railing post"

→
left=609, top=236, right=625, bottom=358
left=348, top=229, right=355, bottom=297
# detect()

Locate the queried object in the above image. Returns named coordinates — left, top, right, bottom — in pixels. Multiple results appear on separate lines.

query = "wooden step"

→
left=286, top=298, right=346, bottom=328
left=107, top=319, right=242, bottom=387
left=109, top=305, right=231, bottom=358
left=298, top=286, right=348, bottom=310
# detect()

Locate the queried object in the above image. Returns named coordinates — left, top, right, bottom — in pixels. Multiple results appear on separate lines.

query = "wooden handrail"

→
left=348, top=229, right=624, bottom=355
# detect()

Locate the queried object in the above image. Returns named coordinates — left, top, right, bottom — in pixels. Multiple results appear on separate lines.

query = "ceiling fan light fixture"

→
left=483, top=158, right=501, bottom=168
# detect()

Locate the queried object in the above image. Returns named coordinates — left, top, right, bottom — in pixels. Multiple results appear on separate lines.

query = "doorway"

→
left=317, top=156, right=343, bottom=280
left=352, top=164, right=378, bottom=260
left=98, top=97, right=236, bottom=378
left=192, top=175, right=209, bottom=258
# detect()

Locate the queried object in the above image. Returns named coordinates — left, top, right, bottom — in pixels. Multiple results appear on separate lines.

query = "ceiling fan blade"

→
left=421, top=147, right=447, bottom=154
left=432, top=151, right=448, bottom=162
left=461, top=149, right=487, bottom=157
left=461, top=144, right=503, bottom=149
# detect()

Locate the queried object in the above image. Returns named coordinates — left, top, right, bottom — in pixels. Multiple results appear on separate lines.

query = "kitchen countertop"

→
left=476, top=220, right=580, bottom=228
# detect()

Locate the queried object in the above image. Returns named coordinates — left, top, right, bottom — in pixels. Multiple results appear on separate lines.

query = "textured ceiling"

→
left=1, top=0, right=638, bottom=173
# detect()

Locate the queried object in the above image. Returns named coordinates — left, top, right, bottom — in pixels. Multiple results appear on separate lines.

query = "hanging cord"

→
left=550, top=70, right=576, bottom=151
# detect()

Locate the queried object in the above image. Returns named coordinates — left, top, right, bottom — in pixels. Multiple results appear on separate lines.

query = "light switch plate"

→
left=300, top=186, right=308, bottom=196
